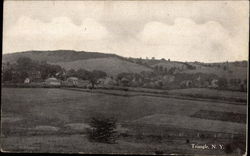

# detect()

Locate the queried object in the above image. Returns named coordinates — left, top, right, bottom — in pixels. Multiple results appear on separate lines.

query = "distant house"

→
left=180, top=80, right=192, bottom=88
left=186, top=80, right=192, bottom=87
left=163, top=75, right=175, bottom=83
left=78, top=80, right=90, bottom=87
left=67, top=77, right=79, bottom=86
left=239, top=81, right=247, bottom=91
left=118, top=77, right=129, bottom=86
left=29, top=71, right=42, bottom=81
left=104, top=77, right=116, bottom=86
left=24, top=78, right=30, bottom=84
left=209, top=79, right=218, bottom=88
left=202, top=81, right=210, bottom=88
left=45, top=77, right=61, bottom=86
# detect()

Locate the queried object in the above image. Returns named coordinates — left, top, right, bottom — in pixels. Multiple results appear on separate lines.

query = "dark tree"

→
left=76, top=68, right=90, bottom=80
left=2, top=63, right=13, bottom=82
left=158, top=66, right=163, bottom=73
left=218, top=78, right=228, bottom=89
left=16, top=57, right=33, bottom=71
left=223, top=66, right=227, bottom=71
left=164, top=68, right=168, bottom=74
left=66, top=69, right=77, bottom=78
left=87, top=115, right=117, bottom=144
left=154, top=65, right=159, bottom=72
left=168, top=67, right=176, bottom=74
left=87, top=70, right=107, bottom=88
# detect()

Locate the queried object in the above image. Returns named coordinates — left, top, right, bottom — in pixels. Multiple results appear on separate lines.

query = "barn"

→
left=67, top=77, right=79, bottom=86
left=45, top=77, right=61, bottom=86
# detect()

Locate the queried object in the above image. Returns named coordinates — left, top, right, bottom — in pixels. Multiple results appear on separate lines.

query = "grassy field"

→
left=1, top=88, right=247, bottom=154
left=54, top=57, right=152, bottom=76
left=168, top=88, right=247, bottom=103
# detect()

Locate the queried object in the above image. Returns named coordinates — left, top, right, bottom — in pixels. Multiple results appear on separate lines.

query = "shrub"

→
left=87, top=115, right=117, bottom=144
left=218, top=78, right=228, bottom=89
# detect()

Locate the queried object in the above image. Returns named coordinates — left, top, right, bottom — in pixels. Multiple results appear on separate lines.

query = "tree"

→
left=158, top=66, right=163, bottom=73
left=76, top=68, right=90, bottom=80
left=2, top=69, right=13, bottom=82
left=66, top=69, right=77, bottom=78
left=218, top=78, right=228, bottom=89
left=48, top=64, right=63, bottom=77
left=19, top=71, right=29, bottom=82
left=164, top=68, right=168, bottom=74
left=87, top=115, right=117, bottom=144
left=154, top=65, right=159, bottom=72
left=168, top=67, right=176, bottom=74
left=87, top=70, right=107, bottom=89
left=16, top=57, right=33, bottom=71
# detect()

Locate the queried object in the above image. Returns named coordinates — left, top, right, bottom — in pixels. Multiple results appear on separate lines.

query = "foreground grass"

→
left=1, top=88, right=247, bottom=154
left=1, top=134, right=232, bottom=155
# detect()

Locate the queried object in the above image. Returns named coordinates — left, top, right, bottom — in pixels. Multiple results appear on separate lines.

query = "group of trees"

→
left=87, top=115, right=117, bottom=144
left=65, top=68, right=107, bottom=88
left=114, top=70, right=247, bottom=91
left=154, top=66, right=178, bottom=75
left=2, top=57, right=247, bottom=91
left=2, top=57, right=64, bottom=83
left=2, top=57, right=107, bottom=88
left=219, top=78, right=247, bottom=91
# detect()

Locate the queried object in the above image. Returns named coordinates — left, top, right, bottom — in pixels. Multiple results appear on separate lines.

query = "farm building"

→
left=209, top=79, right=218, bottom=88
left=163, top=75, right=175, bottom=83
left=77, top=80, right=90, bottom=87
left=24, top=78, right=30, bottom=84
left=29, top=71, right=41, bottom=81
left=99, top=77, right=116, bottom=86
left=66, top=77, right=79, bottom=86
left=180, top=80, right=192, bottom=88
left=45, top=77, right=61, bottom=86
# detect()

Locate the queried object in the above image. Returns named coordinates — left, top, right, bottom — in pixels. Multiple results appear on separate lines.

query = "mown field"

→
left=1, top=88, right=247, bottom=154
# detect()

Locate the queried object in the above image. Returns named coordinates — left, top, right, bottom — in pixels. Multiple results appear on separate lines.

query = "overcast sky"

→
left=3, top=0, right=249, bottom=62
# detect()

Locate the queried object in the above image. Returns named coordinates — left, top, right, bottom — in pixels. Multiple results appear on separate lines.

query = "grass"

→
left=1, top=134, right=233, bottom=155
left=168, top=88, right=247, bottom=103
left=1, top=88, right=247, bottom=154
left=54, top=57, right=152, bottom=76
left=191, top=110, right=246, bottom=124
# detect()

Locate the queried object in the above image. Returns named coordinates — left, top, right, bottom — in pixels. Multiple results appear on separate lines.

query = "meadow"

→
left=1, top=88, right=247, bottom=154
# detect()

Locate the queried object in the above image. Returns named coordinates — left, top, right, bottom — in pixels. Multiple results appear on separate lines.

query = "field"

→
left=1, top=88, right=247, bottom=154
left=53, top=57, right=152, bottom=76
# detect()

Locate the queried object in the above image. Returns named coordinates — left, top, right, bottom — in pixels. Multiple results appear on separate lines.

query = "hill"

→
left=2, top=50, right=247, bottom=79
left=53, top=57, right=152, bottom=76
left=2, top=50, right=152, bottom=76
left=147, top=60, right=247, bottom=80
left=2, top=50, right=122, bottom=63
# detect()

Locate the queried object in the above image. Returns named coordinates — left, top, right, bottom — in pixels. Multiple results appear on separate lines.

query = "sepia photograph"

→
left=1, top=0, right=248, bottom=155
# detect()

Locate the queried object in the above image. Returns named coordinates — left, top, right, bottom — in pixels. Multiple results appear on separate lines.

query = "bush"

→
left=218, top=78, right=228, bottom=89
left=87, top=115, right=117, bottom=144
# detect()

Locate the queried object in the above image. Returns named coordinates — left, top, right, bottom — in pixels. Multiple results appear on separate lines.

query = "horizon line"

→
left=2, top=49, right=248, bottom=64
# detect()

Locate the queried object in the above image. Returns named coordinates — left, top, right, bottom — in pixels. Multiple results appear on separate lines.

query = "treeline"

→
left=2, top=57, right=64, bottom=83
left=2, top=57, right=247, bottom=92
left=114, top=71, right=247, bottom=92
left=2, top=57, right=107, bottom=88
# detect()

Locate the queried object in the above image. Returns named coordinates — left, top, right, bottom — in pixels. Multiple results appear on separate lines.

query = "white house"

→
left=45, top=77, right=61, bottom=86
left=67, top=77, right=79, bottom=86
left=209, top=79, right=218, bottom=88
left=24, top=78, right=30, bottom=84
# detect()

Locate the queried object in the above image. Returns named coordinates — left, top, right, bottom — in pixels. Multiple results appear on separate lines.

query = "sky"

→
left=3, top=0, right=249, bottom=62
